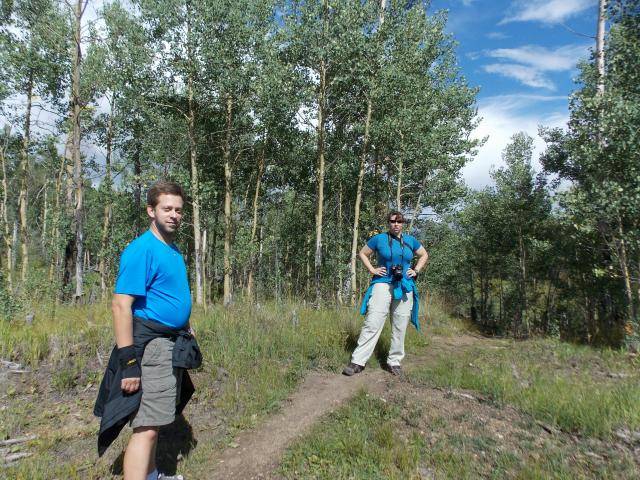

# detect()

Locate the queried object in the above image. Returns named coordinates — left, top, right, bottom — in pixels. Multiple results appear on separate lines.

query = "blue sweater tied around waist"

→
left=359, top=276, right=421, bottom=331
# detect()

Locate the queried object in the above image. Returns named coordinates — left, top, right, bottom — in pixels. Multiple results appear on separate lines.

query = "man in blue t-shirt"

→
left=112, top=181, right=192, bottom=480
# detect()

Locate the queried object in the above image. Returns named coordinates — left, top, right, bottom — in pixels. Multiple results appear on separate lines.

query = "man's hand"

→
left=117, top=345, right=141, bottom=394
left=370, top=266, right=387, bottom=277
left=121, top=377, right=141, bottom=394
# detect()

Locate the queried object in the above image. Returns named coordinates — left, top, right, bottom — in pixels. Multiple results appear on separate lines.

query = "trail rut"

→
left=209, top=368, right=388, bottom=479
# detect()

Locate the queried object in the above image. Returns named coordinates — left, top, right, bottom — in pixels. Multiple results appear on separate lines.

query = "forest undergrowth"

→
left=1, top=299, right=639, bottom=479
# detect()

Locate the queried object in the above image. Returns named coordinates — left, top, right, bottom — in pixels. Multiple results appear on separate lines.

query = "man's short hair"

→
left=387, top=210, right=404, bottom=222
left=147, top=181, right=185, bottom=208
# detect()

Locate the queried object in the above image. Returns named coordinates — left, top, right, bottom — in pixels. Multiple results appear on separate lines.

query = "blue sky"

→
left=428, top=0, right=600, bottom=188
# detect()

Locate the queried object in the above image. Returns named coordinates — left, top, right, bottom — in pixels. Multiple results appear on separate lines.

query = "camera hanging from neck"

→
left=387, top=232, right=405, bottom=267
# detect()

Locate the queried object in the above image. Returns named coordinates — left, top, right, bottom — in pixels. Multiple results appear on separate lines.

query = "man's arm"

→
left=112, top=293, right=140, bottom=393
left=112, top=293, right=135, bottom=347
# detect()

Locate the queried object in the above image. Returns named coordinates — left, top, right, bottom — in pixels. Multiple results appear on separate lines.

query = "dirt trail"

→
left=207, top=333, right=490, bottom=479
left=209, top=368, right=388, bottom=479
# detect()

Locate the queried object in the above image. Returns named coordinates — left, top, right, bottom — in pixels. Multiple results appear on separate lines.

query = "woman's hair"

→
left=387, top=210, right=404, bottom=222
left=147, top=181, right=185, bottom=208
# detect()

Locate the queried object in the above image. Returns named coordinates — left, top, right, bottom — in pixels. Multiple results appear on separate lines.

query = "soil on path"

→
left=207, top=333, right=488, bottom=479
left=206, top=331, right=639, bottom=479
left=209, top=367, right=388, bottom=479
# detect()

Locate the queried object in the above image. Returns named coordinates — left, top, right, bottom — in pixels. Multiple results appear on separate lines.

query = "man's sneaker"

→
left=342, top=362, right=365, bottom=376
left=387, top=365, right=402, bottom=376
left=158, top=474, right=184, bottom=480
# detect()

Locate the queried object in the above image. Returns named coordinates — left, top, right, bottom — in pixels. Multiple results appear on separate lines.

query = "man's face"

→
left=147, top=194, right=184, bottom=236
left=389, top=215, right=404, bottom=236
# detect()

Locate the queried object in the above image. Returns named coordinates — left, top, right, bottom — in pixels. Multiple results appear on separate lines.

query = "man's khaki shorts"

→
left=130, top=337, right=183, bottom=428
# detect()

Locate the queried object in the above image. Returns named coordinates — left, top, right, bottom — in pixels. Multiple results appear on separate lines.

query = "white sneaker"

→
left=158, top=474, right=184, bottom=480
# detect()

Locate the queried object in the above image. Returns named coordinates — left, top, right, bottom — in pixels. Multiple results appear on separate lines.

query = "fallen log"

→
left=0, top=434, right=37, bottom=447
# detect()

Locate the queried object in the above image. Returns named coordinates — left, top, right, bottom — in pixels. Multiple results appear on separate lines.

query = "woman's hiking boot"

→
left=342, top=362, right=365, bottom=376
left=387, top=364, right=402, bottom=376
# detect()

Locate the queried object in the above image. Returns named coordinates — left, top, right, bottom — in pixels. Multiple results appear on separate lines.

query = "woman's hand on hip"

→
left=406, top=268, right=418, bottom=278
left=370, top=267, right=387, bottom=277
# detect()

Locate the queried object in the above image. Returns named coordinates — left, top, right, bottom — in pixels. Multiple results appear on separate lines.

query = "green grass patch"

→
left=280, top=388, right=639, bottom=479
left=190, top=301, right=429, bottom=426
left=0, top=302, right=113, bottom=367
left=279, top=390, right=424, bottom=479
left=410, top=338, right=640, bottom=437
left=0, top=299, right=440, bottom=479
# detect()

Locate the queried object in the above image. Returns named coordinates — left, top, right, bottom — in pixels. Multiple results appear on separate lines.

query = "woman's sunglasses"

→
left=389, top=219, right=404, bottom=224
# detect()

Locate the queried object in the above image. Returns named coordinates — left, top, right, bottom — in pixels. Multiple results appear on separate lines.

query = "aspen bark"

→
left=0, top=127, right=12, bottom=291
left=18, top=71, right=33, bottom=284
left=314, top=0, right=328, bottom=307
left=409, top=188, right=423, bottom=231
left=518, top=229, right=528, bottom=335
left=201, top=228, right=207, bottom=311
left=42, top=178, right=48, bottom=253
left=187, top=60, right=203, bottom=305
left=247, top=149, right=265, bottom=300
left=349, top=99, right=372, bottom=305
left=99, top=97, right=114, bottom=299
left=133, top=141, right=142, bottom=235
left=396, top=156, right=403, bottom=210
left=337, top=184, right=343, bottom=305
left=596, top=0, right=606, bottom=97
left=71, top=0, right=86, bottom=302
left=223, top=95, right=233, bottom=306
left=49, top=142, right=68, bottom=284
left=616, top=220, right=635, bottom=323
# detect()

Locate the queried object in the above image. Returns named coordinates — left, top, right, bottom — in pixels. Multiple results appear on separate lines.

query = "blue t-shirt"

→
left=366, top=233, right=422, bottom=282
left=114, top=229, right=192, bottom=329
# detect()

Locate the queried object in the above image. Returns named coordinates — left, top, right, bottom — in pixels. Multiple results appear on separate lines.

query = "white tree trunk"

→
left=223, top=95, right=233, bottom=307
left=596, top=0, right=606, bottom=97
left=72, top=0, right=86, bottom=302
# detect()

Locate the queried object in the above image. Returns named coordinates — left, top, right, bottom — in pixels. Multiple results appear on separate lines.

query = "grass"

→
left=0, top=298, right=430, bottom=478
left=280, top=390, right=425, bottom=479
left=281, top=356, right=640, bottom=479
left=2, top=298, right=639, bottom=478
left=0, top=302, right=113, bottom=367
left=279, top=389, right=634, bottom=480
left=409, top=338, right=640, bottom=437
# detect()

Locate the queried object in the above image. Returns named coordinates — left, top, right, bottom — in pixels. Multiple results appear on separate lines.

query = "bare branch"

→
left=560, top=23, right=595, bottom=39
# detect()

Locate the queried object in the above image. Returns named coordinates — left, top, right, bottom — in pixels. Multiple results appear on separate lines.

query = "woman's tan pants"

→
left=351, top=282, right=413, bottom=367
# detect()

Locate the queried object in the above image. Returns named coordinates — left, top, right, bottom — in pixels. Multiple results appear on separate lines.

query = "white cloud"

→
left=501, top=0, right=597, bottom=24
left=486, top=31, right=509, bottom=40
left=484, top=64, right=556, bottom=90
left=463, top=95, right=568, bottom=189
left=487, top=44, right=589, bottom=71
left=466, top=51, right=482, bottom=60
left=482, top=43, right=590, bottom=89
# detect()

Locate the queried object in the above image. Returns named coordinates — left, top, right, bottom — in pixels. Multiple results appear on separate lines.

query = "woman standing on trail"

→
left=343, top=211, right=429, bottom=376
